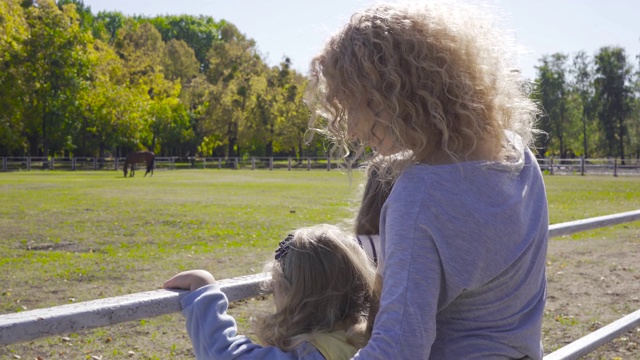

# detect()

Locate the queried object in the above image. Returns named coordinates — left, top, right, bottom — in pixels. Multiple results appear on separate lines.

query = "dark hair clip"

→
left=274, top=234, right=295, bottom=260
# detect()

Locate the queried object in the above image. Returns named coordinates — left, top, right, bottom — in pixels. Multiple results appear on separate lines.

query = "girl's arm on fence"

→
left=179, top=284, right=325, bottom=360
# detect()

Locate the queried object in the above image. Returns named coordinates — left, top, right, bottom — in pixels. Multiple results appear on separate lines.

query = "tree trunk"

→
left=42, top=105, right=49, bottom=159
left=582, top=115, right=588, bottom=158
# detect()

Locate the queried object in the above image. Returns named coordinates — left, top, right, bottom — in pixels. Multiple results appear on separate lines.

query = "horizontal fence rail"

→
left=0, top=273, right=268, bottom=346
left=543, top=308, right=640, bottom=360
left=2, top=156, right=640, bottom=175
left=1, top=210, right=639, bottom=356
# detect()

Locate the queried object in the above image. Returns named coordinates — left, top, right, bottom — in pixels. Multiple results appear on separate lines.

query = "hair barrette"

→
left=274, top=234, right=295, bottom=260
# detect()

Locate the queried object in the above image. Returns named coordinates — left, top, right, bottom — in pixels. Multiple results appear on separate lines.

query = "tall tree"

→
left=204, top=23, right=263, bottom=158
left=162, top=38, right=199, bottom=85
left=92, top=10, right=126, bottom=44
left=0, top=0, right=29, bottom=155
left=22, top=0, right=93, bottom=157
left=534, top=53, right=571, bottom=157
left=593, top=46, right=634, bottom=160
left=148, top=14, right=223, bottom=72
left=570, top=51, right=596, bottom=158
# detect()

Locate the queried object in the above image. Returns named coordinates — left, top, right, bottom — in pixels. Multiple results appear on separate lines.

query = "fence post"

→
left=269, top=157, right=273, bottom=171
left=115, top=158, right=118, bottom=171
left=235, top=157, right=239, bottom=170
left=72, top=157, right=76, bottom=171
left=614, top=158, right=618, bottom=177
left=203, top=158, right=206, bottom=169
left=288, top=157, right=291, bottom=171
left=580, top=157, right=585, bottom=176
left=218, top=158, right=222, bottom=170
left=307, top=157, right=311, bottom=171
left=51, top=157, right=54, bottom=170
left=549, top=158, right=554, bottom=175
left=2, top=157, right=6, bottom=172
left=27, top=157, right=31, bottom=171
left=327, top=157, right=331, bottom=171
left=251, top=157, right=255, bottom=170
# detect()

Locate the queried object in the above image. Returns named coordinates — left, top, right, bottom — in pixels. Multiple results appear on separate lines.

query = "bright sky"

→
left=82, top=0, right=640, bottom=80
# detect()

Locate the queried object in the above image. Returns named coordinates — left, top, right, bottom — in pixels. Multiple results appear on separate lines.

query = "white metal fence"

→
left=1, top=210, right=639, bottom=359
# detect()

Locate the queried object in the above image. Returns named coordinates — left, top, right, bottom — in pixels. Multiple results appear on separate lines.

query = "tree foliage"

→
left=534, top=47, right=639, bottom=160
left=0, top=2, right=315, bottom=158
left=2, top=2, right=636, bottom=160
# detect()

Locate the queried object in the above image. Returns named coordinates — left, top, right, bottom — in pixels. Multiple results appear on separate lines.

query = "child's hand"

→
left=163, top=270, right=216, bottom=291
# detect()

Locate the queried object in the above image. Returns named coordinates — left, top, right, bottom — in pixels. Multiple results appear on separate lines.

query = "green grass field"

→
left=0, top=170, right=639, bottom=359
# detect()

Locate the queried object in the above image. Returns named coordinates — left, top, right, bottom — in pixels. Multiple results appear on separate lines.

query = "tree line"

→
left=0, top=0, right=317, bottom=159
left=533, top=48, right=640, bottom=160
left=1, top=0, right=639, bottom=160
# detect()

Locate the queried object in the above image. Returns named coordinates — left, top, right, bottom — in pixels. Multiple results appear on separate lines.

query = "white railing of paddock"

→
left=539, top=157, right=640, bottom=177
left=1, top=210, right=639, bottom=358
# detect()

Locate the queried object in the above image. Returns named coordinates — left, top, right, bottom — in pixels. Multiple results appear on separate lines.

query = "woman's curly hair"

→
left=306, top=1, right=540, bottom=163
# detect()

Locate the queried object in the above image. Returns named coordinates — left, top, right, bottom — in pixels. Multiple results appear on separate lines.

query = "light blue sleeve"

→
left=352, top=184, right=441, bottom=359
left=180, top=284, right=325, bottom=360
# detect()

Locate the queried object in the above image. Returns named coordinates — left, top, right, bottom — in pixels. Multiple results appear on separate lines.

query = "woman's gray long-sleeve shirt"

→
left=354, top=135, right=549, bottom=359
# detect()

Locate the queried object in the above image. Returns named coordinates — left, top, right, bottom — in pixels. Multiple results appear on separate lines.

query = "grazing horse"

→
left=123, top=151, right=155, bottom=177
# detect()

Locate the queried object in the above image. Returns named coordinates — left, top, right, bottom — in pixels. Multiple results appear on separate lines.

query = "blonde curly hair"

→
left=307, top=1, right=540, bottom=164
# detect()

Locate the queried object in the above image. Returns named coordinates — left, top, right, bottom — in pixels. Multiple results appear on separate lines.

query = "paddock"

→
left=1, top=210, right=639, bottom=359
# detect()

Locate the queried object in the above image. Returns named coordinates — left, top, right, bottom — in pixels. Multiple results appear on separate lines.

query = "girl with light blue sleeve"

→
left=164, top=224, right=376, bottom=360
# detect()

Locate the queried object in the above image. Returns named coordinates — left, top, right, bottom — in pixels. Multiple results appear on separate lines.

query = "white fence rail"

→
left=1, top=210, right=639, bottom=358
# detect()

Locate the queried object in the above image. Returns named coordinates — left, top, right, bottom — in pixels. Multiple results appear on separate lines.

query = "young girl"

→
left=164, top=224, right=376, bottom=360
left=307, top=2, right=549, bottom=359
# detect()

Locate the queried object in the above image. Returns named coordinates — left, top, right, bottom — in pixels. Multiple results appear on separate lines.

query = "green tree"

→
left=593, top=46, right=634, bottom=159
left=148, top=14, right=223, bottom=71
left=56, top=0, right=93, bottom=30
left=0, top=0, right=29, bottom=155
left=534, top=53, right=571, bottom=157
left=204, top=23, right=263, bottom=158
left=570, top=51, right=597, bottom=158
left=162, top=38, right=200, bottom=85
left=22, top=0, right=93, bottom=157
left=92, top=10, right=126, bottom=44
left=183, top=74, right=214, bottom=156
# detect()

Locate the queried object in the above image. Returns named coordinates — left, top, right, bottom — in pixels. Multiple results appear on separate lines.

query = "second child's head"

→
left=355, top=154, right=406, bottom=235
left=255, top=224, right=375, bottom=351
left=307, top=2, right=539, bottom=164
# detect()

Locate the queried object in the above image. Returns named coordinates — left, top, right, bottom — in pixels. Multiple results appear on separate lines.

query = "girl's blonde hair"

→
left=255, top=224, right=375, bottom=351
left=307, top=1, right=540, bottom=164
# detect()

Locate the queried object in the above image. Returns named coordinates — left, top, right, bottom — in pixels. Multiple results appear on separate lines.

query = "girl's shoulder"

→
left=308, top=330, right=359, bottom=360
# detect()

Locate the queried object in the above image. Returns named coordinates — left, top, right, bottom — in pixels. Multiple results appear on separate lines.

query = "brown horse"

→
left=123, top=151, right=155, bottom=177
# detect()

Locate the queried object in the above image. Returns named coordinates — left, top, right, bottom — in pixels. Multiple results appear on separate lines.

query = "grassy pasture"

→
left=0, top=170, right=639, bottom=359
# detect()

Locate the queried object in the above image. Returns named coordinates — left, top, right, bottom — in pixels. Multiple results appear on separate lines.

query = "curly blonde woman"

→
left=307, top=2, right=548, bottom=359
left=165, top=224, right=375, bottom=360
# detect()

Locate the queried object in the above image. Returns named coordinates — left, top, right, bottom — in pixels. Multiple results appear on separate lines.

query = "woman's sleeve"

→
left=180, top=284, right=324, bottom=360
left=352, top=192, right=443, bottom=359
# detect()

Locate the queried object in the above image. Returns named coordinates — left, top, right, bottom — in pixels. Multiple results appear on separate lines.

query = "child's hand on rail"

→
left=163, top=270, right=216, bottom=292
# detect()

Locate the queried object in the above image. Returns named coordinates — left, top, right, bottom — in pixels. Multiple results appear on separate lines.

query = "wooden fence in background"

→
left=2, top=156, right=640, bottom=176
